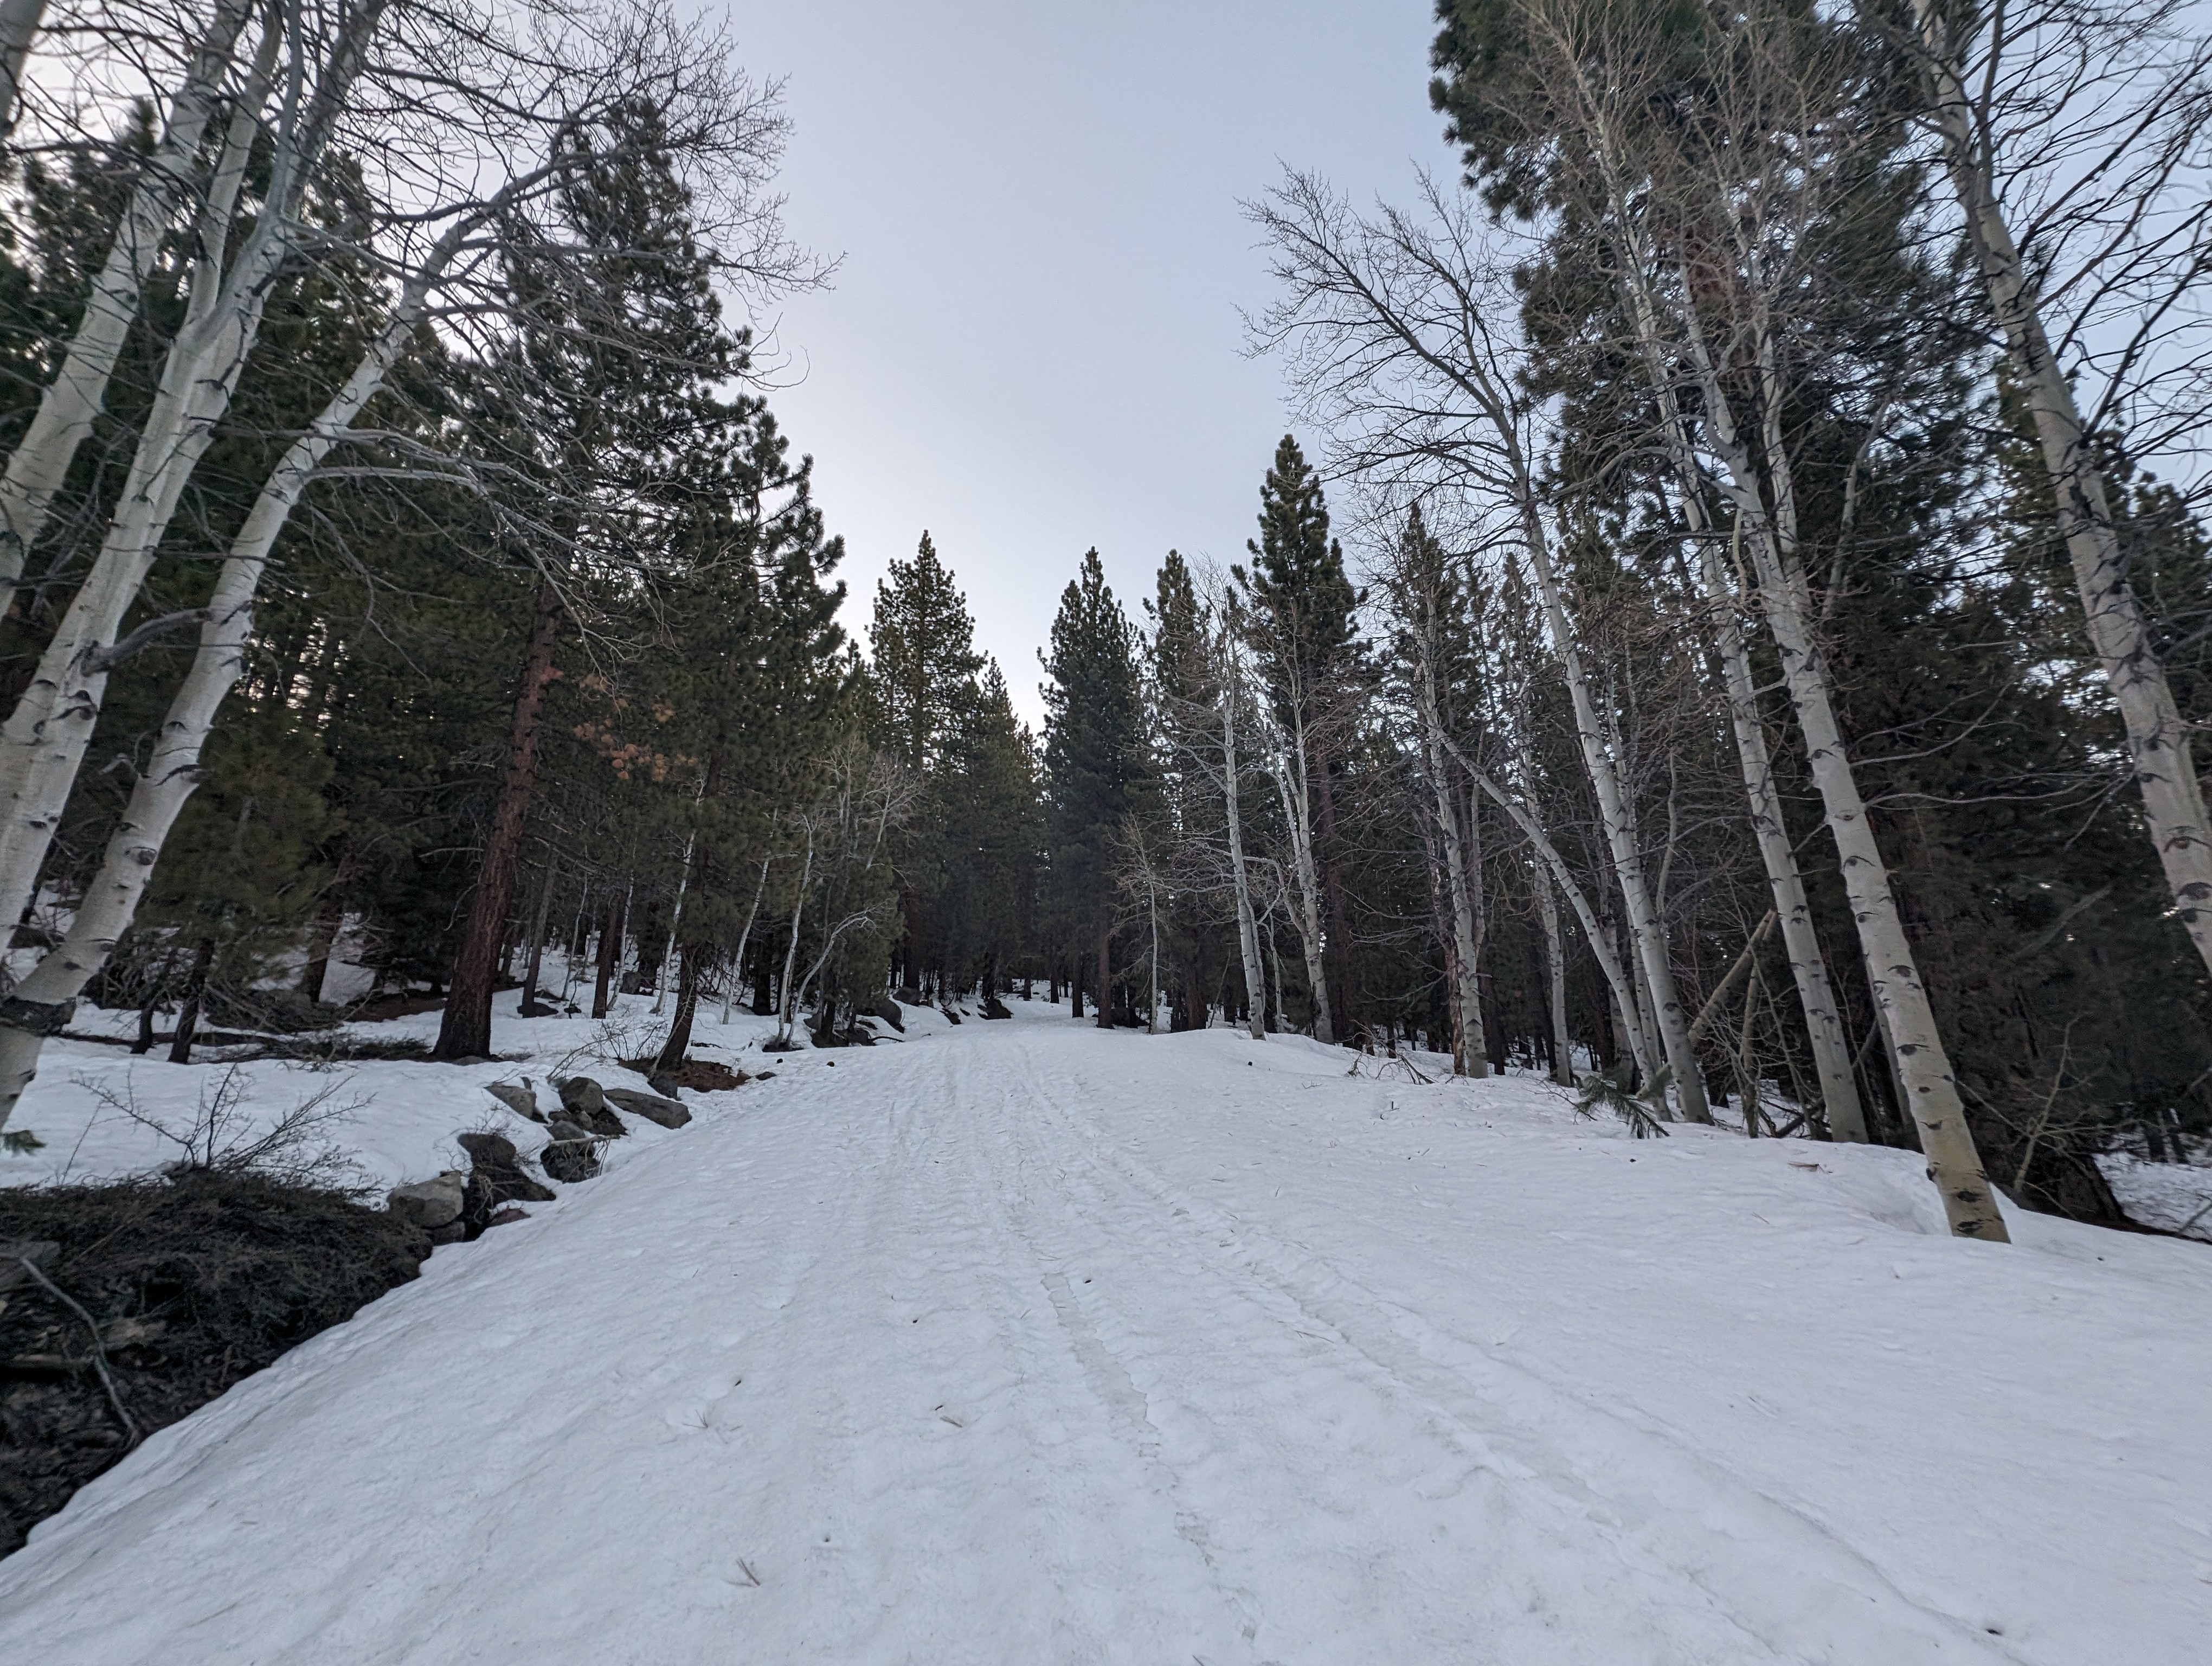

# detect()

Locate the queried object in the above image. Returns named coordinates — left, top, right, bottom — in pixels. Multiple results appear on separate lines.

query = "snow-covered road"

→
left=4, top=1007, right=2208, bottom=1663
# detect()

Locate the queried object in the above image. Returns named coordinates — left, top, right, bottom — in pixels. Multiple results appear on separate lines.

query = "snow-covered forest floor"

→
left=3, top=996, right=2209, bottom=1663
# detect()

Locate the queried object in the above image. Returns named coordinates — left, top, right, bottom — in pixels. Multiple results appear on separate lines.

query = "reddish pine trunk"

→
left=435, top=577, right=561, bottom=1060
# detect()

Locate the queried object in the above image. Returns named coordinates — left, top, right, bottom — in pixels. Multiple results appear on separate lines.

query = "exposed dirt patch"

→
left=1, top=1173, right=428, bottom=1556
left=619, top=1056, right=747, bottom=1092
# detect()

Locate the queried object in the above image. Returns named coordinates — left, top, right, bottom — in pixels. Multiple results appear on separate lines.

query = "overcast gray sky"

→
left=722, top=2, right=1447, bottom=724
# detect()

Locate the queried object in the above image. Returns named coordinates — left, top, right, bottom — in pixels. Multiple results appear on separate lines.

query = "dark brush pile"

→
left=0, top=1172, right=428, bottom=1555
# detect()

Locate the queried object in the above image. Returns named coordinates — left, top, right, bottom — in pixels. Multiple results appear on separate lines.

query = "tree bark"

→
left=1414, top=654, right=1487, bottom=1075
left=1628, top=313, right=1870, bottom=1138
left=0, top=0, right=260, bottom=605
left=1095, top=904, right=1113, bottom=1029
left=1518, top=523, right=1708, bottom=1118
left=1912, top=0, right=2212, bottom=981
left=1533, top=853, right=1574, bottom=1085
left=1314, top=750, right=1357, bottom=1042
left=434, top=575, right=562, bottom=1060
left=1692, top=525, right=1868, bottom=1141
left=0, top=4, right=381, bottom=908
left=1270, top=724, right=1334, bottom=1043
left=167, top=937, right=215, bottom=1065
left=1641, top=256, right=2007, bottom=1238
left=299, top=876, right=345, bottom=1004
left=0, top=279, right=440, bottom=1124
left=0, top=0, right=47, bottom=140
left=722, top=857, right=770, bottom=1024
left=592, top=883, right=626, bottom=1020
left=653, top=940, right=703, bottom=1075
left=1440, top=729, right=1654, bottom=1081
left=518, top=854, right=556, bottom=1013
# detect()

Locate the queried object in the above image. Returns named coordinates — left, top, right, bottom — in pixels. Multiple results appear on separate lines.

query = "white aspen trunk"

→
left=1694, top=526, right=1869, bottom=1142
left=1269, top=731, right=1334, bottom=1043
left=653, top=803, right=702, bottom=1016
left=1414, top=654, right=1487, bottom=1076
left=0, top=0, right=262, bottom=607
left=1442, top=729, right=1655, bottom=1080
left=0, top=0, right=43, bottom=139
left=1147, top=867, right=1159, bottom=1034
left=1516, top=520, right=1709, bottom=1118
left=775, top=834, right=815, bottom=1045
left=1262, top=901, right=1288, bottom=1034
left=1220, top=675, right=1268, bottom=1040
left=1533, top=849, right=1574, bottom=1085
left=722, top=856, right=771, bottom=1024
left=1617, top=279, right=1870, bottom=1140
left=0, top=276, right=443, bottom=1129
left=1912, top=0, right=2212, bottom=978
left=1634, top=251, right=2007, bottom=1236
left=0, top=1, right=387, bottom=931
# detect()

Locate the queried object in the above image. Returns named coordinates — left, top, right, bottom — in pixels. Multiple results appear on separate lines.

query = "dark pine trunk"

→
left=168, top=938, right=216, bottom=1065
left=436, top=576, right=563, bottom=1060
left=299, top=870, right=345, bottom=1003
left=591, top=884, right=626, bottom=1020
left=1095, top=908, right=1113, bottom=1030
left=653, top=941, right=704, bottom=1075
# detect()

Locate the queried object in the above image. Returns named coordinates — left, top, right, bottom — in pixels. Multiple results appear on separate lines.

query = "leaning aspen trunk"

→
left=722, top=857, right=771, bottom=1024
left=0, top=0, right=262, bottom=608
left=1415, top=660, right=1486, bottom=1076
left=1444, top=729, right=1656, bottom=1082
left=0, top=285, right=442, bottom=1129
left=653, top=817, right=700, bottom=1017
left=1742, top=535, right=2005, bottom=1234
left=1220, top=680, right=1269, bottom=1040
left=1644, top=271, right=2007, bottom=1237
left=0, top=3, right=382, bottom=932
left=1515, top=518, right=1709, bottom=1119
left=1693, top=529, right=1868, bottom=1142
left=1625, top=291, right=1870, bottom=1140
left=1911, top=0, right=2212, bottom=979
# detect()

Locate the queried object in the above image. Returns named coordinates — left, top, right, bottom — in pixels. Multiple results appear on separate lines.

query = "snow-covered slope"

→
left=3, top=1003, right=2207, bottom=1663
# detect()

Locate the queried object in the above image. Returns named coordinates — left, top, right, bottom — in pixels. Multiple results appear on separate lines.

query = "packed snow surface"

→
left=3, top=1001, right=2208, bottom=1663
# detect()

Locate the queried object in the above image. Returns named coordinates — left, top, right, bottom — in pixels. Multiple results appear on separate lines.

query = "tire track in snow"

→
left=991, top=1024, right=2024, bottom=1666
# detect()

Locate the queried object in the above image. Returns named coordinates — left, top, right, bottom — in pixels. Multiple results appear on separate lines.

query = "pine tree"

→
left=1043, top=549, right=1148, bottom=1026
left=868, top=531, right=986, bottom=997
left=939, top=661, right=1039, bottom=1006
left=435, top=100, right=751, bottom=1060
left=1234, top=437, right=1364, bottom=1041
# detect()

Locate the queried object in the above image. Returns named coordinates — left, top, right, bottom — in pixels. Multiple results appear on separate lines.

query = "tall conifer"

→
left=1043, top=549, right=1148, bottom=1026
